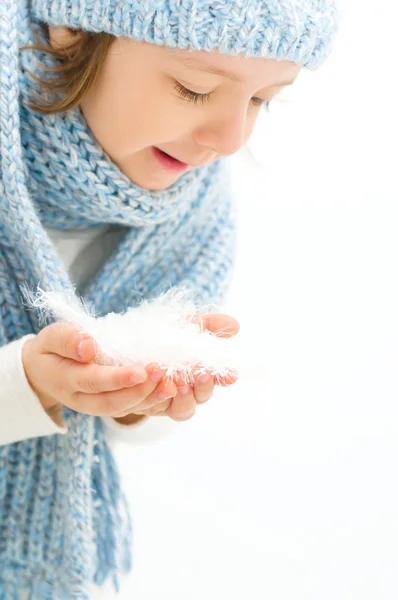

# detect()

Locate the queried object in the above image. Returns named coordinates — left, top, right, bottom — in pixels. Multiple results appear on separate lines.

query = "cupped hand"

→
left=22, top=313, right=240, bottom=424
left=118, top=312, right=240, bottom=422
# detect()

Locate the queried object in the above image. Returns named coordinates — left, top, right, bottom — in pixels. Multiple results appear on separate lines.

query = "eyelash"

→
left=173, top=81, right=271, bottom=112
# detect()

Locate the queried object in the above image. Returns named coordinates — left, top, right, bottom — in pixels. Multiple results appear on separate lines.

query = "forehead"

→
left=168, top=47, right=301, bottom=87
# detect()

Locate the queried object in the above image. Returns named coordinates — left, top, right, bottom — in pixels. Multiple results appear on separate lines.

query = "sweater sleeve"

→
left=0, top=334, right=68, bottom=447
left=0, top=334, right=178, bottom=447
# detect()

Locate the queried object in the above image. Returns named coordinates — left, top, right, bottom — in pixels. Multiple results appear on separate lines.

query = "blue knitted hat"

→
left=31, top=0, right=341, bottom=69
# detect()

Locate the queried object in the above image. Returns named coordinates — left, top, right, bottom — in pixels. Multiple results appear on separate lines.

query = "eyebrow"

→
left=171, top=54, right=295, bottom=87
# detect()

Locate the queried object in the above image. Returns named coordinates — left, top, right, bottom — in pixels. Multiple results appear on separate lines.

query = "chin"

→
left=127, top=170, right=184, bottom=191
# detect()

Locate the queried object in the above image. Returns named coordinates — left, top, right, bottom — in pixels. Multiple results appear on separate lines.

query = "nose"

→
left=194, top=108, right=250, bottom=158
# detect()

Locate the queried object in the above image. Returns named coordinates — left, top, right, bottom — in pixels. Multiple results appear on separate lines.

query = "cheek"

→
left=96, top=86, right=191, bottom=151
left=82, top=49, right=197, bottom=154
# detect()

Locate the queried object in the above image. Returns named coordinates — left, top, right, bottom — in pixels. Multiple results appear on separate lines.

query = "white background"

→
left=114, top=1, right=398, bottom=598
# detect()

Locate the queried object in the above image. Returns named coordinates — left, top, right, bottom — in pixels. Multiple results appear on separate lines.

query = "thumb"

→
left=38, top=321, right=97, bottom=363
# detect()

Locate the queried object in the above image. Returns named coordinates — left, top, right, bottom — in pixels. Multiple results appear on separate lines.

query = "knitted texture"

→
left=0, top=0, right=340, bottom=597
left=0, top=2, right=236, bottom=598
left=31, top=0, right=341, bottom=69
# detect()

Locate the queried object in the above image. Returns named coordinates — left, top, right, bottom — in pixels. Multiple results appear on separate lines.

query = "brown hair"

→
left=20, top=25, right=116, bottom=115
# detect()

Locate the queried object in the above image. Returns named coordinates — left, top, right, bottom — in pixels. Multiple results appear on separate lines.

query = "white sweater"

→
left=0, top=223, right=178, bottom=447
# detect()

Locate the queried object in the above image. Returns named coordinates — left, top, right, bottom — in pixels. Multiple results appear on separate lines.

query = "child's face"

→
left=49, top=27, right=301, bottom=191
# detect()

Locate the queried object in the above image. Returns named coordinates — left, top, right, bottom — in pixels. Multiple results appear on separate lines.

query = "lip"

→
left=152, top=147, right=191, bottom=172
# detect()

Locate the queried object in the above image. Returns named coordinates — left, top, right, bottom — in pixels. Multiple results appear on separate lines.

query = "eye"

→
left=174, top=81, right=271, bottom=112
left=174, top=81, right=211, bottom=105
left=251, top=97, right=271, bottom=112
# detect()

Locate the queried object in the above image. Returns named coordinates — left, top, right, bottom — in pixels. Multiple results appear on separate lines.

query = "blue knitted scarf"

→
left=0, top=2, right=236, bottom=598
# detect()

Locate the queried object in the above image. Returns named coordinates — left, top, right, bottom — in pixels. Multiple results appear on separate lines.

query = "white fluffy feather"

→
left=21, top=285, right=242, bottom=385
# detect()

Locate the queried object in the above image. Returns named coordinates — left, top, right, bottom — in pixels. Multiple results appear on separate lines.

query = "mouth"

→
left=152, top=147, right=191, bottom=172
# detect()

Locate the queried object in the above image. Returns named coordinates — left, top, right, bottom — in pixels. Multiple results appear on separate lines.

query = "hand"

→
left=118, top=313, right=240, bottom=422
left=22, top=322, right=179, bottom=418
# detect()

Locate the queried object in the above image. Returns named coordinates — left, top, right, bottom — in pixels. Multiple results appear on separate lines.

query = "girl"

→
left=0, top=0, right=340, bottom=598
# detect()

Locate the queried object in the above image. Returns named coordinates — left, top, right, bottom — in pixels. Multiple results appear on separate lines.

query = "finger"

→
left=193, top=373, right=215, bottom=404
left=124, top=377, right=178, bottom=414
left=150, top=398, right=174, bottom=414
left=166, top=389, right=196, bottom=421
left=73, top=364, right=178, bottom=416
left=153, top=377, right=178, bottom=402
left=131, top=397, right=172, bottom=416
left=71, top=367, right=167, bottom=416
left=61, top=360, right=148, bottom=394
left=214, top=370, right=239, bottom=387
left=173, top=372, right=193, bottom=388
left=38, top=321, right=97, bottom=363
left=203, top=314, right=240, bottom=337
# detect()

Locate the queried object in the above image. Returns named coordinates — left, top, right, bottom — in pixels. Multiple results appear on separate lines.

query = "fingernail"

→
left=78, top=339, right=91, bottom=358
left=178, top=385, right=191, bottom=395
left=149, top=371, right=164, bottom=383
left=198, top=374, right=211, bottom=384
